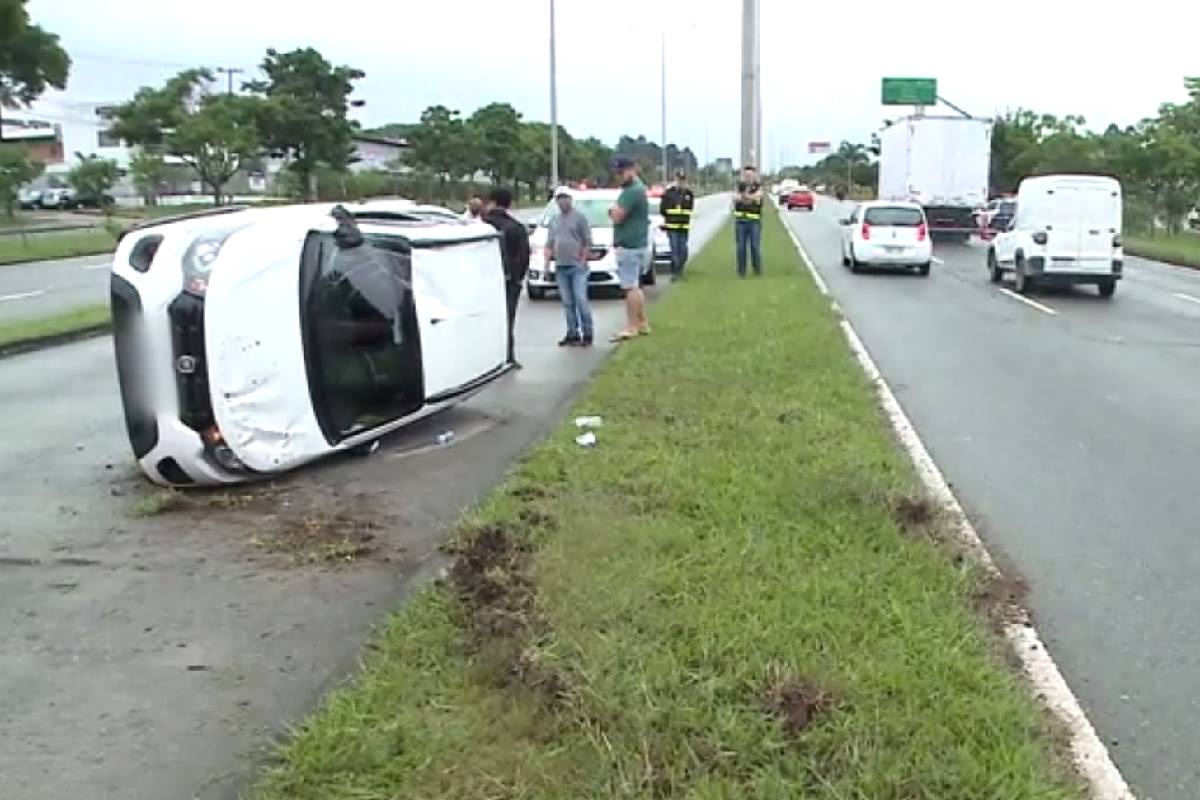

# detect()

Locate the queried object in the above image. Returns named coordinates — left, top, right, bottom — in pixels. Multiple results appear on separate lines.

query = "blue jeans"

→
left=735, top=220, right=762, bottom=276
left=555, top=264, right=593, bottom=339
left=667, top=229, right=690, bottom=275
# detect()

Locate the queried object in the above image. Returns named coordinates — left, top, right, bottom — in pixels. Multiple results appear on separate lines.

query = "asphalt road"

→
left=0, top=208, right=543, bottom=325
left=785, top=198, right=1200, bottom=800
left=0, top=252, right=111, bottom=323
left=0, top=195, right=727, bottom=800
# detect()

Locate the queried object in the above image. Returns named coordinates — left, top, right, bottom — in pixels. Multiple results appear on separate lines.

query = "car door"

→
left=994, top=214, right=1018, bottom=264
left=408, top=230, right=508, bottom=401
left=840, top=206, right=856, bottom=255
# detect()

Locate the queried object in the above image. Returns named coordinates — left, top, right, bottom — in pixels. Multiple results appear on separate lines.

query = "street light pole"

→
left=739, top=0, right=760, bottom=168
left=661, top=31, right=668, bottom=183
left=549, top=0, right=560, bottom=191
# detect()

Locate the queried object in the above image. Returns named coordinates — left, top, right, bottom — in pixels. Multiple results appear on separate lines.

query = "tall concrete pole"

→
left=740, top=0, right=760, bottom=169
left=549, top=0, right=560, bottom=190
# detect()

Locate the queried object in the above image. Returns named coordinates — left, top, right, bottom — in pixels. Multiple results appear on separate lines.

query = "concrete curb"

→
left=0, top=322, right=111, bottom=360
left=775, top=200, right=1136, bottom=800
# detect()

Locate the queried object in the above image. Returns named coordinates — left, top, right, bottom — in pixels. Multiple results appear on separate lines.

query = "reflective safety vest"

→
left=661, top=186, right=695, bottom=231
left=734, top=183, right=763, bottom=221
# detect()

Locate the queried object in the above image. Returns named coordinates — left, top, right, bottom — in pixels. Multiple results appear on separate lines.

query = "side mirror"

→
left=839, top=218, right=852, bottom=226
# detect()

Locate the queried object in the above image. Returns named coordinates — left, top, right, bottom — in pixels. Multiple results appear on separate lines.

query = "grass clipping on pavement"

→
left=253, top=212, right=1079, bottom=799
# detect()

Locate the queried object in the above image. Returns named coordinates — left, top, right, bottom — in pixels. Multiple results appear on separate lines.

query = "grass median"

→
left=252, top=211, right=1078, bottom=799
left=1127, top=232, right=1200, bottom=269
left=0, top=304, right=111, bottom=352
left=0, top=228, right=118, bottom=266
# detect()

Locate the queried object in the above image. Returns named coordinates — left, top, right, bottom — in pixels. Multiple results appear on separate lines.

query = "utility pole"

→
left=739, top=0, right=760, bottom=169
left=661, top=32, right=668, bottom=183
left=549, top=0, right=560, bottom=190
left=215, top=66, right=244, bottom=96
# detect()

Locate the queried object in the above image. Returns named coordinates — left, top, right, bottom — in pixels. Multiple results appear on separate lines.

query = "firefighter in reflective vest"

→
left=660, top=170, right=695, bottom=280
left=733, top=164, right=764, bottom=277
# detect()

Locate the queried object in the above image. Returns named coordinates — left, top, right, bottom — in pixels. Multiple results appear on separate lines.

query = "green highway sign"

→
left=882, top=77, right=937, bottom=106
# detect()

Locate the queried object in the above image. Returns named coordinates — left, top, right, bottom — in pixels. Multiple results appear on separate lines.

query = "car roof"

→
left=860, top=200, right=923, bottom=210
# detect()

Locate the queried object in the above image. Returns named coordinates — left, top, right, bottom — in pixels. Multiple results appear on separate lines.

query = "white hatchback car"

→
left=525, top=189, right=655, bottom=299
left=110, top=199, right=512, bottom=487
left=839, top=201, right=933, bottom=276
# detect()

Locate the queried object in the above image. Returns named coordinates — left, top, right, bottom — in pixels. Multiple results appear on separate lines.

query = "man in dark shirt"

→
left=483, top=187, right=531, bottom=368
left=733, top=165, right=764, bottom=277
left=660, top=170, right=695, bottom=280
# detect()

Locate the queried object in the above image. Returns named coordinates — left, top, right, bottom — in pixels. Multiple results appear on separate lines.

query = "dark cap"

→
left=610, top=155, right=636, bottom=170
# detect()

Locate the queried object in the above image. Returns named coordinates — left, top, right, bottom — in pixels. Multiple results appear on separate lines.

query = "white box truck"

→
left=877, top=115, right=993, bottom=241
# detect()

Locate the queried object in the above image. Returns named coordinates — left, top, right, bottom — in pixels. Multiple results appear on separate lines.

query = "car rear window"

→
left=864, top=207, right=924, bottom=226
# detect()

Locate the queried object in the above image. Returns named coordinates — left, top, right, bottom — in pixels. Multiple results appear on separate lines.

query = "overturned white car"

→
left=110, top=200, right=512, bottom=487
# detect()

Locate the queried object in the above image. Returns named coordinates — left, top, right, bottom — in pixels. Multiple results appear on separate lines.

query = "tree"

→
left=467, top=102, right=523, bottom=185
left=67, top=152, right=118, bottom=200
left=129, top=148, right=167, bottom=205
left=109, top=69, right=261, bottom=205
left=0, top=143, right=42, bottom=217
left=0, top=0, right=70, bottom=139
left=406, top=105, right=470, bottom=188
left=246, top=47, right=364, bottom=200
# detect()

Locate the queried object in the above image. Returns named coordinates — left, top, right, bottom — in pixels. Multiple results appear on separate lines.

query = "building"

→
left=349, top=134, right=409, bottom=173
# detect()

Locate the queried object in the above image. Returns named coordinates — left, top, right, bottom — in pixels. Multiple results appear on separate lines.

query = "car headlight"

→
left=181, top=224, right=250, bottom=296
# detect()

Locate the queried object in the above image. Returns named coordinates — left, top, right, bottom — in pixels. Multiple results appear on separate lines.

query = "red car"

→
left=786, top=188, right=815, bottom=211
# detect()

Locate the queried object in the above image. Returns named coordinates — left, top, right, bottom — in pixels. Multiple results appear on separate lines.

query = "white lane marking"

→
left=932, top=256, right=944, bottom=265
left=774, top=202, right=1134, bottom=800
left=0, top=290, right=46, bottom=302
left=999, top=288, right=1058, bottom=316
left=1172, top=291, right=1200, bottom=307
left=83, top=262, right=110, bottom=271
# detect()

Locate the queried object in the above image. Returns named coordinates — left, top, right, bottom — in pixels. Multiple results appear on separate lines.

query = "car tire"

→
left=849, top=248, right=861, bottom=274
left=841, top=247, right=851, bottom=268
left=528, top=285, right=547, bottom=301
left=1098, top=279, right=1117, bottom=298
left=987, top=250, right=1003, bottom=283
left=1014, top=257, right=1034, bottom=295
left=641, top=264, right=656, bottom=287
left=916, top=262, right=931, bottom=277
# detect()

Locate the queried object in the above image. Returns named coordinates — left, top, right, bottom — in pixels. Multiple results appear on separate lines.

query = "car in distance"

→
left=18, top=187, right=44, bottom=209
left=786, top=186, right=815, bottom=211
left=525, top=188, right=655, bottom=301
left=110, top=199, right=512, bottom=487
left=839, top=201, right=932, bottom=276
left=987, top=174, right=1123, bottom=297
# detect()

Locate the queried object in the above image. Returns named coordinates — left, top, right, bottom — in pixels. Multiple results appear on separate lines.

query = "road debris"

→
left=574, top=431, right=597, bottom=448
left=574, top=415, right=603, bottom=428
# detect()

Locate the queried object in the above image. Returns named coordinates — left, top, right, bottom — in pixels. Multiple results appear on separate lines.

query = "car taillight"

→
left=917, top=223, right=927, bottom=242
left=1032, top=231, right=1048, bottom=245
left=861, top=223, right=871, bottom=240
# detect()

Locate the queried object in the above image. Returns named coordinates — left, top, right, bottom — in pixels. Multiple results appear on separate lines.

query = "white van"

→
left=987, top=174, right=1123, bottom=297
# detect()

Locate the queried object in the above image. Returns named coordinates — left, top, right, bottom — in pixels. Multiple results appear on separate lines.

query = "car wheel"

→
left=641, top=264, right=656, bottom=287
left=528, top=285, right=547, bottom=301
left=916, top=262, right=931, bottom=277
left=849, top=247, right=861, bottom=274
left=841, top=246, right=851, bottom=268
left=1098, top=278, right=1116, bottom=298
left=1013, top=257, right=1034, bottom=295
left=987, top=250, right=1003, bottom=283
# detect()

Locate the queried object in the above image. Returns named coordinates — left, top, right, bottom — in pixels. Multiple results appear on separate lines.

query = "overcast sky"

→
left=26, top=0, right=1200, bottom=170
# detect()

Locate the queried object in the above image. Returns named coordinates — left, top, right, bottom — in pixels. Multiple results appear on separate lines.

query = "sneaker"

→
left=581, top=335, right=594, bottom=347
left=558, top=335, right=581, bottom=347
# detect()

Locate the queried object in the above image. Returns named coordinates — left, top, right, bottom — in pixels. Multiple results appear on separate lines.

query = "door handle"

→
left=1088, top=229, right=1100, bottom=235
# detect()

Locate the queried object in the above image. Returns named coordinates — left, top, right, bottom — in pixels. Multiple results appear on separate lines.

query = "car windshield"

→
left=540, top=198, right=615, bottom=228
left=300, top=232, right=424, bottom=442
left=864, top=206, right=924, bottom=226
left=998, top=201, right=1017, bottom=215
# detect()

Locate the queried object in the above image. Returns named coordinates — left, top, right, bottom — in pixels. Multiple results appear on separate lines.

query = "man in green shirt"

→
left=608, top=155, right=651, bottom=341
